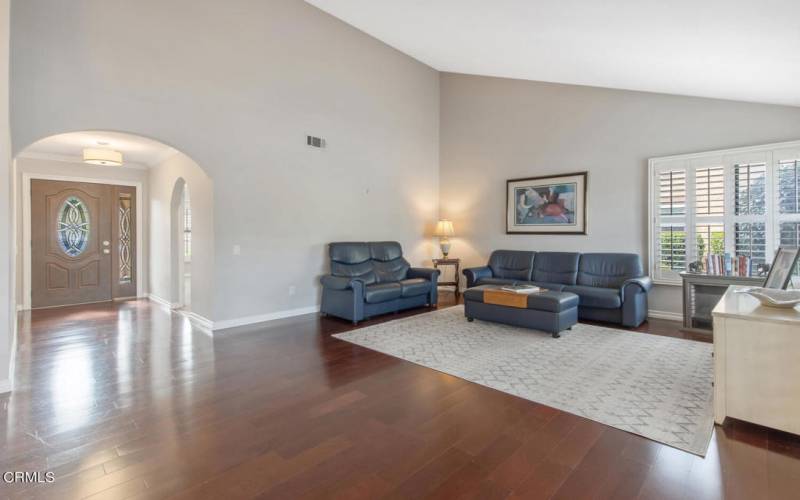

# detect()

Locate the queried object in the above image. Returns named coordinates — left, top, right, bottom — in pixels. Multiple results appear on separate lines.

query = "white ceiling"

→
left=306, top=0, right=800, bottom=107
left=20, top=131, right=177, bottom=168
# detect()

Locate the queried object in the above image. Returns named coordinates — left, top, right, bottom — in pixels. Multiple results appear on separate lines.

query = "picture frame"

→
left=506, top=171, right=588, bottom=234
left=763, top=246, right=800, bottom=289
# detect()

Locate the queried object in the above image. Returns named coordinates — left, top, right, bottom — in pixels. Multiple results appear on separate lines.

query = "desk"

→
left=712, top=286, right=800, bottom=434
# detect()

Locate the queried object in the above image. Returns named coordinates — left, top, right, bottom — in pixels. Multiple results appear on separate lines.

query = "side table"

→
left=433, top=258, right=460, bottom=296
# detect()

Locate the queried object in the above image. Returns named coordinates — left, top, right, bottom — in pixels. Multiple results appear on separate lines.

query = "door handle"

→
left=103, top=241, right=110, bottom=246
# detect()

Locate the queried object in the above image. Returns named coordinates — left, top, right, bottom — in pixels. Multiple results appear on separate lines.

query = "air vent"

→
left=306, top=135, right=325, bottom=148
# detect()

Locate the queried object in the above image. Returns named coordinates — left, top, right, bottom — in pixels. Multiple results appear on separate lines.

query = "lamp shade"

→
left=83, top=148, right=123, bottom=166
left=434, top=219, right=455, bottom=237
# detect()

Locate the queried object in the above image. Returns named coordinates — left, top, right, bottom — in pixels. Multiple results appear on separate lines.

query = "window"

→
left=650, top=142, right=800, bottom=285
left=118, top=195, right=132, bottom=283
left=777, top=158, right=800, bottom=282
left=695, top=167, right=724, bottom=216
left=734, top=163, right=767, bottom=215
left=57, top=196, right=90, bottom=257
left=659, top=170, right=686, bottom=215
left=778, top=160, right=800, bottom=214
left=184, top=191, right=192, bottom=261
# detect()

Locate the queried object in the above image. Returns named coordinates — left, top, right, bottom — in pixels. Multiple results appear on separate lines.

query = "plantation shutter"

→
left=774, top=147, right=800, bottom=284
left=652, top=161, right=687, bottom=283
left=692, top=159, right=725, bottom=262
left=728, top=151, right=771, bottom=269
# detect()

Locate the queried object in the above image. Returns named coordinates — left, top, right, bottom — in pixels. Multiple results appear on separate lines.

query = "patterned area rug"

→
left=333, top=306, right=714, bottom=456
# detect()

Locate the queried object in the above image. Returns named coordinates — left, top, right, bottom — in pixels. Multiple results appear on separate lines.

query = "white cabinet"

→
left=712, top=286, right=800, bottom=434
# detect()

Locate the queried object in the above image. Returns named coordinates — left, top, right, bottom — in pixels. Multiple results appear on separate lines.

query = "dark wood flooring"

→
left=1, top=292, right=799, bottom=499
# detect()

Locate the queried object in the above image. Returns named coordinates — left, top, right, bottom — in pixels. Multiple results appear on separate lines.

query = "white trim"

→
left=148, top=294, right=212, bottom=331
left=147, top=293, right=180, bottom=309
left=5, top=312, right=18, bottom=393
left=15, top=304, right=22, bottom=312
left=649, top=140, right=800, bottom=163
left=212, top=305, right=321, bottom=332
left=17, top=151, right=151, bottom=170
left=22, top=173, right=145, bottom=310
left=179, top=310, right=213, bottom=331
left=648, top=309, right=684, bottom=322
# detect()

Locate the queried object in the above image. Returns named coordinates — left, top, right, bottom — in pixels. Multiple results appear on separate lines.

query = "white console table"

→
left=712, top=286, right=800, bottom=434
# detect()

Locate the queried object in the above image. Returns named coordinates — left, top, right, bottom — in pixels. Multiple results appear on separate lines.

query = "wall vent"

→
left=306, top=135, right=325, bottom=148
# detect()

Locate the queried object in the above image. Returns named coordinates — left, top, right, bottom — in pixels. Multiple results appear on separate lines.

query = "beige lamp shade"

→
left=434, top=219, right=455, bottom=237
left=83, top=148, right=123, bottom=166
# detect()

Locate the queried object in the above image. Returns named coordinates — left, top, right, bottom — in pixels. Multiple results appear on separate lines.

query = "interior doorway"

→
left=28, top=179, right=137, bottom=309
left=179, top=184, right=192, bottom=310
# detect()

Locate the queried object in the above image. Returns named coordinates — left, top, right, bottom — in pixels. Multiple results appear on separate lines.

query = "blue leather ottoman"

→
left=463, top=285, right=579, bottom=338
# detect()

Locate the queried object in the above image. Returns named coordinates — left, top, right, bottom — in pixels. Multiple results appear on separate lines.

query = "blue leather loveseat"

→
left=320, top=241, right=439, bottom=324
left=463, top=250, right=652, bottom=327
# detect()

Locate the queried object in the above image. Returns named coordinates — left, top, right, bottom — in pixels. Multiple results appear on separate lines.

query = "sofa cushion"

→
left=370, top=241, right=410, bottom=282
left=533, top=252, right=580, bottom=285
left=577, top=253, right=643, bottom=288
left=564, top=285, right=621, bottom=309
left=399, top=278, right=430, bottom=297
left=329, top=242, right=377, bottom=284
left=370, top=241, right=403, bottom=261
left=488, top=250, right=535, bottom=280
left=365, top=282, right=402, bottom=304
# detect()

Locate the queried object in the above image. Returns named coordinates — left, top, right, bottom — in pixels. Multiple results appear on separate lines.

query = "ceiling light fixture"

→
left=83, top=148, right=123, bottom=166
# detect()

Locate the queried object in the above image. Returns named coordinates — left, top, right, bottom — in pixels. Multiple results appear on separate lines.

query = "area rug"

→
left=333, top=306, right=714, bottom=456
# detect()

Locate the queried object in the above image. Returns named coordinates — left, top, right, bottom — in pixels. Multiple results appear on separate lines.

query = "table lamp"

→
left=434, top=219, right=455, bottom=258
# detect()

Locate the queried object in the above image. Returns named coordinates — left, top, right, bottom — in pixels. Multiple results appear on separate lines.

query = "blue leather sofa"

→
left=463, top=250, right=652, bottom=327
left=320, top=241, right=439, bottom=324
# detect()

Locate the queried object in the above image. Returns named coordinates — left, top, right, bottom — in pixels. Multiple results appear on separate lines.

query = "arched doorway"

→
left=170, top=179, right=192, bottom=311
left=13, top=130, right=212, bottom=320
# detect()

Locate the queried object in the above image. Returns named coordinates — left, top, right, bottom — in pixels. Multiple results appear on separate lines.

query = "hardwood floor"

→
left=2, top=292, right=799, bottom=499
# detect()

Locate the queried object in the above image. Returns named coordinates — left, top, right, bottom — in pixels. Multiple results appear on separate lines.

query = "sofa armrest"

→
left=407, top=267, right=440, bottom=282
left=320, top=275, right=364, bottom=294
left=620, top=276, right=653, bottom=301
left=463, top=266, right=492, bottom=288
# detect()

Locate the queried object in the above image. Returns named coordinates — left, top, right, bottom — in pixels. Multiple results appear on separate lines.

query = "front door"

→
left=31, top=180, right=136, bottom=308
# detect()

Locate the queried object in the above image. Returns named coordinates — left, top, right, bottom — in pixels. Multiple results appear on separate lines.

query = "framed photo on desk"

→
left=764, top=247, right=800, bottom=289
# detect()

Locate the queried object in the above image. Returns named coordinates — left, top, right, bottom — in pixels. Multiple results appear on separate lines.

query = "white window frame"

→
left=648, top=139, right=800, bottom=286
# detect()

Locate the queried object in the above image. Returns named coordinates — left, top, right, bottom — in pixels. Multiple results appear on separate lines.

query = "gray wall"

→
left=439, top=73, right=800, bottom=314
left=10, top=0, right=440, bottom=323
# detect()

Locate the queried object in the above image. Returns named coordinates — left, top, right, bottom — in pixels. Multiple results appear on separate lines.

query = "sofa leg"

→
left=467, top=317, right=474, bottom=322
left=352, top=320, right=358, bottom=326
left=552, top=331, right=561, bottom=338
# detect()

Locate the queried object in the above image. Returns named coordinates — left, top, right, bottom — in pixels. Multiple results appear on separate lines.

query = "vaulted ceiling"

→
left=306, top=0, right=800, bottom=106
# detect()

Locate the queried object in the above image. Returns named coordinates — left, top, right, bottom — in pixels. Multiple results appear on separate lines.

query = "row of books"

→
left=704, top=253, right=755, bottom=277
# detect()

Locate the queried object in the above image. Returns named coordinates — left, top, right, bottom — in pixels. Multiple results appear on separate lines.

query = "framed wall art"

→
left=506, top=171, right=587, bottom=234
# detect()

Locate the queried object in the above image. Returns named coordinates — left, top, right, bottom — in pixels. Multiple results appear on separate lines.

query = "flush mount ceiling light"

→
left=83, top=148, right=123, bottom=166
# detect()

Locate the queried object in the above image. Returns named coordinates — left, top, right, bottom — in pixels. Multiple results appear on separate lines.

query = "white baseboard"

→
left=148, top=294, right=180, bottom=309
left=147, top=294, right=318, bottom=334
left=0, top=379, right=12, bottom=394
left=179, top=310, right=214, bottom=331
left=212, top=305, right=320, bottom=332
left=648, top=309, right=684, bottom=322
